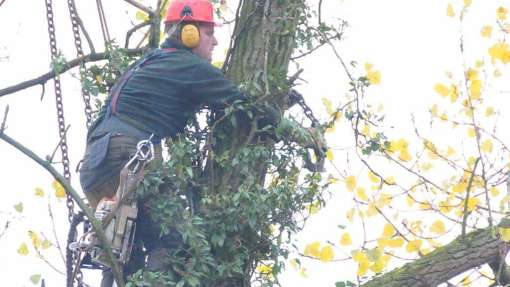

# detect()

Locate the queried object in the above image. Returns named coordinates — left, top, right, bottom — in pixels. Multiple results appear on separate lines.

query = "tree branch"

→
left=0, top=131, right=125, bottom=287
left=362, top=218, right=510, bottom=287
left=123, top=0, right=153, bottom=16
left=0, top=48, right=145, bottom=98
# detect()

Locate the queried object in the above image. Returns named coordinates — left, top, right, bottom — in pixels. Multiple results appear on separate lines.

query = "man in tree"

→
left=79, top=0, right=274, bottom=285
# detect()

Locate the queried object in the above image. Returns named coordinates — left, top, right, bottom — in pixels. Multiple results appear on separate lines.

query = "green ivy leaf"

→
left=14, top=202, right=23, bottom=213
left=29, top=274, right=41, bottom=285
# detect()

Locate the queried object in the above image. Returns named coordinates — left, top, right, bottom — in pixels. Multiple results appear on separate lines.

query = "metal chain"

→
left=44, top=1, right=82, bottom=286
left=289, top=89, right=320, bottom=127
left=67, top=0, right=93, bottom=127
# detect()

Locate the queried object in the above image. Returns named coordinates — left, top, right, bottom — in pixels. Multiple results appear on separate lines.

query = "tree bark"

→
left=362, top=219, right=510, bottom=287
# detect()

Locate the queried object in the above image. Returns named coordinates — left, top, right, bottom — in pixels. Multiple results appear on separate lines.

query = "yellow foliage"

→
left=289, top=259, right=299, bottom=270
left=489, top=42, right=510, bottom=64
left=497, top=6, right=508, bottom=21
left=452, top=182, right=467, bottom=194
left=490, top=186, right=500, bottom=197
left=421, top=162, right=433, bottom=171
left=356, top=187, right=369, bottom=201
left=463, top=0, right=472, bottom=7
left=439, top=112, right=448, bottom=122
left=446, top=146, right=456, bottom=157
left=357, top=262, right=369, bottom=276
left=431, top=104, right=438, bottom=117
left=346, top=208, right=355, bottom=222
left=340, top=233, right=352, bottom=246
left=319, top=245, right=335, bottom=262
left=304, top=241, right=321, bottom=258
left=481, top=139, right=493, bottom=153
left=366, top=202, right=378, bottom=217
left=467, top=127, right=476, bottom=138
left=447, top=3, right=455, bottom=17
left=385, top=176, right=396, bottom=185
left=467, top=197, right=480, bottom=212
left=481, top=25, right=493, bottom=38
left=461, top=276, right=471, bottom=286
left=345, top=176, right=357, bottom=192
left=322, top=98, right=334, bottom=115
left=257, top=264, right=273, bottom=277
left=326, top=149, right=334, bottom=161
left=485, top=107, right=495, bottom=117
left=430, top=220, right=446, bottom=234
left=367, top=70, right=381, bottom=85
left=52, top=180, right=66, bottom=198
left=377, top=193, right=393, bottom=208
left=434, top=83, right=450, bottom=97
left=17, top=242, right=29, bottom=256
left=406, top=239, right=422, bottom=253
left=28, top=231, right=42, bottom=249
left=470, top=79, right=482, bottom=100
left=368, top=171, right=380, bottom=183
left=499, top=227, right=510, bottom=242
left=364, top=62, right=373, bottom=71
left=406, top=195, right=415, bottom=207
left=382, top=223, right=396, bottom=238
left=34, top=187, right=44, bottom=197
left=369, top=259, right=385, bottom=273
left=387, top=236, right=405, bottom=248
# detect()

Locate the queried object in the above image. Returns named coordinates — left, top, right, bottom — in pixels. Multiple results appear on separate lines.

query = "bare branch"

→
left=1, top=105, right=8, bottom=132
left=0, top=48, right=145, bottom=98
left=123, top=0, right=153, bottom=15
left=0, top=131, right=125, bottom=287
left=125, top=21, right=151, bottom=48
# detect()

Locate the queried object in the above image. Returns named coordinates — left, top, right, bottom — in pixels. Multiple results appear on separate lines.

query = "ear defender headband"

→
left=180, top=5, right=200, bottom=48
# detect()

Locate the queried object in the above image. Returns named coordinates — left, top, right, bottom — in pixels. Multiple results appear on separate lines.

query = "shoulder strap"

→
left=110, top=48, right=177, bottom=115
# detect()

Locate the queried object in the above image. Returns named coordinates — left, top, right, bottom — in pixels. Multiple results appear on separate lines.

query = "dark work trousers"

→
left=80, top=133, right=176, bottom=287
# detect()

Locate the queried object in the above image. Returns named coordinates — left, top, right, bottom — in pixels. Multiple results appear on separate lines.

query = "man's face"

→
left=191, top=23, right=218, bottom=62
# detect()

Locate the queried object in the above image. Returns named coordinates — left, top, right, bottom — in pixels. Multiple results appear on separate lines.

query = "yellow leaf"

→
left=382, top=223, right=396, bottom=238
left=434, top=83, right=450, bottom=97
left=481, top=139, right=493, bottom=153
left=499, top=227, right=510, bottom=242
left=364, top=62, right=373, bottom=71
left=377, top=238, right=388, bottom=249
left=346, top=208, right=355, bottom=222
left=485, top=107, right=495, bottom=117
left=52, top=180, right=66, bottom=198
left=452, top=182, right=467, bottom=194
left=14, top=202, right=23, bottom=213
left=135, top=10, right=149, bottom=21
left=497, top=6, right=508, bottom=21
left=289, top=258, right=299, bottom=269
left=387, top=236, right=405, bottom=248
left=467, top=127, right=476, bottom=138
left=398, top=149, right=412, bottom=162
left=368, top=171, right=380, bottom=183
left=385, top=176, right=396, bottom=185
left=406, top=239, right=422, bottom=253
left=406, top=195, right=415, bottom=207
left=439, top=112, right=448, bottom=121
left=491, top=186, right=500, bottom=197
left=467, top=197, right=480, bottom=211
left=463, top=0, right=472, bottom=7
left=450, top=84, right=459, bottom=102
left=461, top=276, right=471, bottom=287
left=34, top=187, right=44, bottom=197
left=494, top=69, right=502, bottom=77
left=488, top=42, right=510, bottom=64
left=421, top=162, right=433, bottom=171
left=345, top=176, right=357, bottom=192
left=431, top=104, right=438, bottom=117
left=326, top=149, right=334, bottom=161
left=304, top=241, right=321, bottom=258
left=319, top=245, right=334, bottom=262
left=340, top=233, right=352, bottom=246
left=446, top=146, right=456, bottom=157
left=28, top=231, right=42, bottom=249
left=30, top=274, right=41, bottom=285
left=322, top=98, right=334, bottom=115
left=447, top=3, right=455, bottom=17
left=377, top=193, right=392, bottom=208
left=357, top=261, right=369, bottom=276
left=366, top=202, right=378, bottom=217
left=481, top=25, right=492, bottom=38
left=430, top=220, right=446, bottom=234
left=41, top=239, right=52, bottom=250
left=367, top=70, right=381, bottom=85
left=370, top=259, right=385, bottom=273
left=212, top=61, right=224, bottom=69
left=17, top=242, right=29, bottom=256
left=356, top=187, right=368, bottom=201
left=470, top=79, right=482, bottom=100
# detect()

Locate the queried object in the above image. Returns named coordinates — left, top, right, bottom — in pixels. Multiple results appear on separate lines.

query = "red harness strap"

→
left=110, top=48, right=177, bottom=115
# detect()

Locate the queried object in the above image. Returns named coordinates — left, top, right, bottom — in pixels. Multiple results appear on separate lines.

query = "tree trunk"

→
left=362, top=219, right=510, bottom=287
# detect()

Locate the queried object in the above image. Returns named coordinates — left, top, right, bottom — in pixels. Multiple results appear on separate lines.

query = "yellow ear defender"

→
left=180, top=23, right=200, bottom=48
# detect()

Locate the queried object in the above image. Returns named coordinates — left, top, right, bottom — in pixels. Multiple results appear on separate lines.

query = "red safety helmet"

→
left=164, top=0, right=219, bottom=25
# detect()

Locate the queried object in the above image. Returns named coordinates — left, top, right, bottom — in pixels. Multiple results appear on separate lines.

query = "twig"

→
left=0, top=48, right=145, bottom=97
left=0, top=131, right=125, bottom=287
left=0, top=0, right=6, bottom=7
left=47, top=125, right=71, bottom=163
left=1, top=105, right=8, bottom=132
left=462, top=157, right=481, bottom=237
left=123, top=0, right=153, bottom=16
left=125, top=21, right=151, bottom=48
left=48, top=199, right=66, bottom=264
